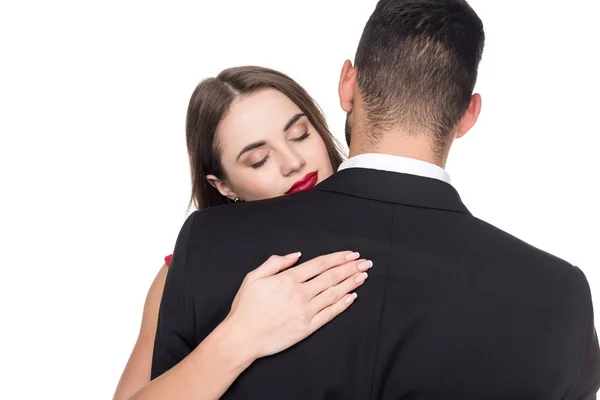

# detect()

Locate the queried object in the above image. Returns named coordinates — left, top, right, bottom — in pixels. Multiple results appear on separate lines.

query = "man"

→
left=153, top=0, right=600, bottom=398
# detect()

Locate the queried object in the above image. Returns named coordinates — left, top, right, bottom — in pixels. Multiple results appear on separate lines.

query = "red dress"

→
left=164, top=254, right=173, bottom=267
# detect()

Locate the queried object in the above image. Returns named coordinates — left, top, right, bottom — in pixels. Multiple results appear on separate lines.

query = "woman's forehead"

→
left=220, top=89, right=302, bottom=138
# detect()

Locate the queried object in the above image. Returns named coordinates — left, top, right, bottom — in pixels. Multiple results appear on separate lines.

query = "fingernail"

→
left=358, top=260, right=373, bottom=271
left=285, top=252, right=302, bottom=259
left=346, top=252, right=360, bottom=261
left=346, top=292, right=358, bottom=304
left=356, top=272, right=368, bottom=283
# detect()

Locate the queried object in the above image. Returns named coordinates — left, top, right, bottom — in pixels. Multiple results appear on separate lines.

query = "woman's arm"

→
left=127, top=316, right=253, bottom=399
left=113, top=264, right=168, bottom=400
left=117, top=251, right=371, bottom=400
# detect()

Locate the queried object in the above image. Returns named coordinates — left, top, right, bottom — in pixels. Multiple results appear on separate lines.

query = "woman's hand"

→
left=221, top=250, right=372, bottom=361
left=124, top=251, right=371, bottom=400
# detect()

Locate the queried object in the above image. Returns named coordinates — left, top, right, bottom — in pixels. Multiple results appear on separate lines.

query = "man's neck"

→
left=349, top=134, right=449, bottom=168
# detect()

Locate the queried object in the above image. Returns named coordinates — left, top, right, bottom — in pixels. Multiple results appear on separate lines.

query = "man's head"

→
left=340, top=0, right=485, bottom=165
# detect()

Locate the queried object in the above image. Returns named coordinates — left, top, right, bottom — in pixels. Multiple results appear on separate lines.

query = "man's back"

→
left=153, top=168, right=599, bottom=399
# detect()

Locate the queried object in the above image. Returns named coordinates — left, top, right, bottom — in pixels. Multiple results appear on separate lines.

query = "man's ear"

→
left=456, top=93, right=482, bottom=139
left=338, top=60, right=357, bottom=113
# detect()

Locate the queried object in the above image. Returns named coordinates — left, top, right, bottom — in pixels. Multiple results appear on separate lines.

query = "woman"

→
left=113, top=66, right=373, bottom=400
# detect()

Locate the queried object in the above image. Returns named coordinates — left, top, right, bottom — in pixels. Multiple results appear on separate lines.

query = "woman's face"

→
left=208, top=89, right=335, bottom=202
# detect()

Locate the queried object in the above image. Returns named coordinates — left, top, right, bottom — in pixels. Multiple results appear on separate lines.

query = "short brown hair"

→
left=186, top=66, right=345, bottom=209
left=355, top=0, right=485, bottom=155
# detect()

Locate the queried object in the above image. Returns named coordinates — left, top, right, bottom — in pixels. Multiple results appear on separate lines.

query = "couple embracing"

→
left=115, top=1, right=600, bottom=399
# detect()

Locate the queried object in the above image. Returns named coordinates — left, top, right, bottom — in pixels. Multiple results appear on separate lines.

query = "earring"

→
left=233, top=197, right=240, bottom=203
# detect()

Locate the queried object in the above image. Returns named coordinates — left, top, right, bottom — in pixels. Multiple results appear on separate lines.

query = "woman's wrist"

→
left=207, top=316, right=258, bottom=373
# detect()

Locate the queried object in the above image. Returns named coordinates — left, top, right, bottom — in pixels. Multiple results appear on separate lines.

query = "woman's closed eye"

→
left=291, top=131, right=310, bottom=142
left=248, top=131, right=309, bottom=169
left=250, top=154, right=269, bottom=169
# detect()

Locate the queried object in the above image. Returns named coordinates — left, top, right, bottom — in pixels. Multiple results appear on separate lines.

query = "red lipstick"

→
left=286, top=171, right=319, bottom=194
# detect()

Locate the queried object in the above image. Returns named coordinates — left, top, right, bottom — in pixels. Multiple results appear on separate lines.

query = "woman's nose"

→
left=280, top=149, right=306, bottom=176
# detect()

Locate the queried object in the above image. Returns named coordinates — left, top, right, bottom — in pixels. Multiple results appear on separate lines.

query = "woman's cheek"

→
left=243, top=170, right=282, bottom=200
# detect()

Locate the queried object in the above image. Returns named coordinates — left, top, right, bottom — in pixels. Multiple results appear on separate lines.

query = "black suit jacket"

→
left=152, top=168, right=600, bottom=399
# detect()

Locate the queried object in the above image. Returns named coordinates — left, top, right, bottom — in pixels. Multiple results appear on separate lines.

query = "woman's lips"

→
left=286, top=171, right=319, bottom=194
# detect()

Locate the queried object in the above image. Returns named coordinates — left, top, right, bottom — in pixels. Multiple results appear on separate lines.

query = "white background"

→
left=1, top=0, right=598, bottom=398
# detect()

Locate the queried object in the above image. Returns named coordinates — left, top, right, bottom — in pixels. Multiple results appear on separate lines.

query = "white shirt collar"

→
left=337, top=153, right=451, bottom=184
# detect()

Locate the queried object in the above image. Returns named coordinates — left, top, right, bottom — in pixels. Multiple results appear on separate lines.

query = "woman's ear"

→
left=206, top=174, right=238, bottom=200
